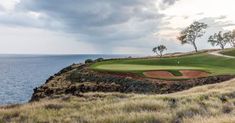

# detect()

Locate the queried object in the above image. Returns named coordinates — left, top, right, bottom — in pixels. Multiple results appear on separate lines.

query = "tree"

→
left=152, top=45, right=167, bottom=57
left=85, top=59, right=93, bottom=64
left=221, top=30, right=235, bottom=48
left=177, top=21, right=207, bottom=52
left=208, top=31, right=229, bottom=50
left=229, top=30, right=235, bottom=47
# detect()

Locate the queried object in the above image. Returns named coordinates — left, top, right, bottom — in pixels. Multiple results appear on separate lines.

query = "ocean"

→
left=0, top=54, right=128, bottom=105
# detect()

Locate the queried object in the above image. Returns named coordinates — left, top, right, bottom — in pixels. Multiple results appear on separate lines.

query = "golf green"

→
left=91, top=49, right=235, bottom=79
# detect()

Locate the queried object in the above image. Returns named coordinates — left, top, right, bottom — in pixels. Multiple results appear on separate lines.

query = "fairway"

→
left=94, top=64, right=203, bottom=71
left=91, top=51, right=235, bottom=79
left=221, top=48, right=235, bottom=57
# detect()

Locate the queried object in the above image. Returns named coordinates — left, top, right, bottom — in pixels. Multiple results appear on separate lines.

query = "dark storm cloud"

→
left=0, top=0, right=180, bottom=52
left=16, top=0, right=175, bottom=46
left=21, top=1, right=162, bottom=32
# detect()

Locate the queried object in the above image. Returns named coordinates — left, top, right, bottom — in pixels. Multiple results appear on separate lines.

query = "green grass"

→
left=91, top=52, right=235, bottom=76
left=94, top=64, right=203, bottom=72
left=221, top=48, right=235, bottom=56
left=167, top=70, right=183, bottom=76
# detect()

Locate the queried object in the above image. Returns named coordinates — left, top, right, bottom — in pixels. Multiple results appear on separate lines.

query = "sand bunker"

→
left=143, top=70, right=209, bottom=79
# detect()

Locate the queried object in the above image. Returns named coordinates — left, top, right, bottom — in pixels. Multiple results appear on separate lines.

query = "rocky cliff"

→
left=31, top=63, right=235, bottom=101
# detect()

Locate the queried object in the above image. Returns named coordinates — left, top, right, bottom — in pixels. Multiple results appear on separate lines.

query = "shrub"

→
left=222, top=103, right=233, bottom=114
left=85, top=59, right=93, bottom=64
left=168, top=98, right=177, bottom=108
left=94, top=58, right=104, bottom=62
left=2, top=112, right=19, bottom=122
left=219, top=95, right=228, bottom=103
left=44, top=104, right=64, bottom=110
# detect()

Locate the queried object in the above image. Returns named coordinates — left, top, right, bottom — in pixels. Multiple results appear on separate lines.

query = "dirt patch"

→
left=143, top=71, right=175, bottom=78
left=143, top=70, right=209, bottom=79
left=180, top=70, right=209, bottom=78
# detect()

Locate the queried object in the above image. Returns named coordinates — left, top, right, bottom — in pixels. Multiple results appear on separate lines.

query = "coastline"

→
left=1, top=53, right=235, bottom=122
left=1, top=49, right=233, bottom=104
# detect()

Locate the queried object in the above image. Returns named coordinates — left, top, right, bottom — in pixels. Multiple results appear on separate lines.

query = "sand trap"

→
left=143, top=70, right=209, bottom=79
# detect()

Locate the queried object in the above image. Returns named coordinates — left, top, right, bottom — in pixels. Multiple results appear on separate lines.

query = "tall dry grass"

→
left=1, top=79, right=235, bottom=123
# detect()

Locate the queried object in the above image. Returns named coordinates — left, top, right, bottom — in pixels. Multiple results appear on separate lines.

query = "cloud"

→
left=20, top=0, right=164, bottom=33
left=163, top=0, right=179, bottom=5
left=217, top=15, right=227, bottom=20
left=0, top=0, right=181, bottom=54
left=196, top=12, right=204, bottom=16
left=1, top=0, right=235, bottom=54
left=0, top=0, right=20, bottom=11
left=199, top=17, right=235, bottom=29
left=0, top=25, right=97, bottom=54
left=7, top=0, right=179, bottom=53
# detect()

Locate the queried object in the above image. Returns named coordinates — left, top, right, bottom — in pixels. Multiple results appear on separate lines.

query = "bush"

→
left=44, top=104, right=64, bottom=110
left=219, top=95, right=228, bottom=103
left=85, top=59, right=93, bottom=64
left=95, top=58, right=104, bottom=62
left=222, top=103, right=233, bottom=114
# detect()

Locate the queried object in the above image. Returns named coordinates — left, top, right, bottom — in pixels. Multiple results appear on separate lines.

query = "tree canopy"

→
left=152, top=45, right=167, bottom=57
left=230, top=30, right=235, bottom=47
left=177, top=21, right=207, bottom=52
left=208, top=31, right=230, bottom=50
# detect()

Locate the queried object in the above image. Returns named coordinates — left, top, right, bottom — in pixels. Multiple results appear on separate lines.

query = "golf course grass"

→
left=221, top=48, right=235, bottom=56
left=94, top=64, right=203, bottom=72
left=91, top=50, right=235, bottom=78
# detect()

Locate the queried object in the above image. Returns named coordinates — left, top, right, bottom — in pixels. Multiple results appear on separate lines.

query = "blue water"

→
left=0, top=54, right=127, bottom=105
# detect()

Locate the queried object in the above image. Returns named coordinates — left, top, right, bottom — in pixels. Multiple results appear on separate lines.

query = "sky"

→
left=0, top=0, right=235, bottom=54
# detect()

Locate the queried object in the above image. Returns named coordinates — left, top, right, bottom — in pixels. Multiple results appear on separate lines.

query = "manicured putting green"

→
left=94, top=64, right=204, bottom=72
left=91, top=50, right=235, bottom=76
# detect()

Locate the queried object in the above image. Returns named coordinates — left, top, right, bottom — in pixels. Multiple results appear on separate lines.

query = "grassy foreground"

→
left=1, top=78, right=235, bottom=123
